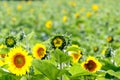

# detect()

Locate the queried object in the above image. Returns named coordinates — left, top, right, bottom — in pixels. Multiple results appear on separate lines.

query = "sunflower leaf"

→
left=54, top=49, right=72, bottom=63
left=33, top=59, right=59, bottom=80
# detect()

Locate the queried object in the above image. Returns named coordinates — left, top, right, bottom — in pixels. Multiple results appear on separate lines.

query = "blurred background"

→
left=0, top=0, right=120, bottom=51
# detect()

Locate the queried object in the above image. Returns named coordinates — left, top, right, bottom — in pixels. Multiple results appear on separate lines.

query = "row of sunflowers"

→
left=0, top=0, right=120, bottom=80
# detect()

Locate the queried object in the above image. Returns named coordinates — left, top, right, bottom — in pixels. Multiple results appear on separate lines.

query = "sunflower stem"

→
left=60, top=63, right=63, bottom=80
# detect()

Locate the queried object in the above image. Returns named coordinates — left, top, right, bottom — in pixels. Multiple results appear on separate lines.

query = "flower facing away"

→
left=51, top=36, right=66, bottom=50
left=45, top=20, right=53, bottom=29
left=92, top=4, right=99, bottom=11
left=81, top=56, right=102, bottom=73
left=32, top=43, right=46, bottom=59
left=6, top=47, right=32, bottom=76
left=5, top=36, right=16, bottom=48
left=106, top=36, right=113, bottom=43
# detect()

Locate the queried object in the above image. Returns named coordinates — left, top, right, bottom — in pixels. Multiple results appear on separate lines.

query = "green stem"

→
left=60, top=63, right=63, bottom=80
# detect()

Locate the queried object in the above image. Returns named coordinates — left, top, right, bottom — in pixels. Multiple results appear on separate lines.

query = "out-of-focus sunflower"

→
left=62, top=16, right=68, bottom=23
left=6, top=47, right=32, bottom=76
left=86, top=12, right=92, bottom=17
left=17, top=4, right=22, bottom=11
left=92, top=4, right=99, bottom=11
left=81, top=56, right=102, bottom=73
left=106, top=36, right=113, bottom=43
left=74, top=13, right=80, bottom=19
left=45, top=20, right=53, bottom=29
left=32, top=43, right=46, bottom=59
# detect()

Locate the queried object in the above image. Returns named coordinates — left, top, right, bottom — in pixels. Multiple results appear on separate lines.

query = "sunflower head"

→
left=32, top=43, right=46, bottom=59
left=69, top=50, right=82, bottom=63
left=6, top=47, right=32, bottom=76
left=51, top=36, right=66, bottom=50
left=5, top=36, right=16, bottom=48
left=74, top=13, right=80, bottom=19
left=0, top=54, right=6, bottom=66
left=93, top=46, right=99, bottom=52
left=106, top=36, right=113, bottom=43
left=86, top=12, right=92, bottom=17
left=45, top=20, right=53, bottom=29
left=17, top=4, right=22, bottom=11
left=62, top=16, right=68, bottom=23
left=92, top=4, right=99, bottom=11
left=81, top=56, right=102, bottom=73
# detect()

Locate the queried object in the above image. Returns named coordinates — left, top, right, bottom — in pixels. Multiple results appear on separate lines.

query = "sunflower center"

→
left=73, top=54, right=79, bottom=59
left=37, top=48, right=44, bottom=57
left=14, top=54, right=25, bottom=68
left=53, top=38, right=62, bottom=47
left=7, top=38, right=14, bottom=45
left=84, top=60, right=97, bottom=72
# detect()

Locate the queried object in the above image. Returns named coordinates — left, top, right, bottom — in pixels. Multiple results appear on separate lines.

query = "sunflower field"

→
left=0, top=0, right=120, bottom=80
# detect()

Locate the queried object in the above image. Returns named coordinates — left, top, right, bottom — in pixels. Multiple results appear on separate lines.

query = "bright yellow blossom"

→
left=81, top=56, right=102, bottom=73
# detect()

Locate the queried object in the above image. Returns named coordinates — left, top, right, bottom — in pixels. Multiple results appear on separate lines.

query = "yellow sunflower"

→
left=62, top=16, right=68, bottom=23
left=6, top=47, right=32, bottom=76
left=74, top=13, right=80, bottom=19
left=32, top=43, right=46, bottom=59
left=69, top=50, right=82, bottom=63
left=81, top=56, right=102, bottom=73
left=92, top=4, right=99, bottom=11
left=45, top=20, right=53, bottom=29
left=0, top=54, right=6, bottom=66
left=51, top=36, right=66, bottom=50
left=107, top=36, right=113, bottom=43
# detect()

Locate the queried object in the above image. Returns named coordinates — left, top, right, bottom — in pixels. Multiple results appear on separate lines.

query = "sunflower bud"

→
left=5, top=36, right=16, bottom=47
left=51, top=36, right=66, bottom=50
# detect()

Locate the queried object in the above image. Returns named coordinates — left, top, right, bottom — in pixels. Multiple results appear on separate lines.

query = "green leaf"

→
left=66, top=46, right=80, bottom=51
left=33, top=59, right=59, bottom=80
left=54, top=49, right=72, bottom=63
left=30, top=74, right=48, bottom=80
left=20, top=76, right=27, bottom=80
left=101, top=59, right=120, bottom=71
left=69, top=64, right=96, bottom=80
left=26, top=31, right=34, bottom=40
left=107, top=70, right=120, bottom=79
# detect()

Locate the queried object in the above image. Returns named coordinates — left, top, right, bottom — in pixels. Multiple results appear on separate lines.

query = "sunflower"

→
left=6, top=47, right=32, bottom=76
left=86, top=12, right=92, bottom=17
left=17, top=4, right=22, bottom=11
left=51, top=36, right=66, bottom=50
left=32, top=43, right=46, bottom=59
left=5, top=36, right=16, bottom=47
left=69, top=50, right=82, bottom=63
left=0, top=54, right=6, bottom=66
left=62, top=16, right=68, bottom=23
left=81, top=56, right=102, bottom=73
left=92, top=4, right=99, bottom=11
left=45, top=20, right=53, bottom=29
left=74, top=13, right=80, bottom=19
left=93, top=47, right=99, bottom=52
left=107, top=36, right=113, bottom=43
